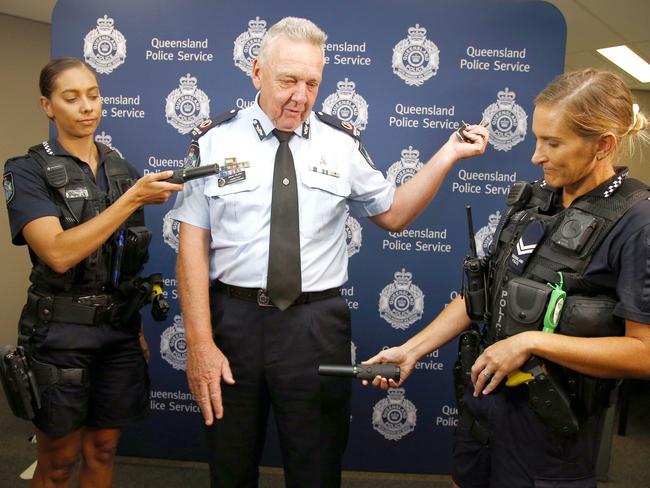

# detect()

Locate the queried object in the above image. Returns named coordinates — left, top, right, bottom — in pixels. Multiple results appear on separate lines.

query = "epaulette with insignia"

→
left=315, top=111, right=361, bottom=139
left=190, top=109, right=239, bottom=140
left=315, top=111, right=376, bottom=169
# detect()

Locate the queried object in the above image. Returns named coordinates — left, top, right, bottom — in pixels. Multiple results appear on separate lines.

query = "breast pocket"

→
left=298, top=169, right=350, bottom=238
left=203, top=171, right=262, bottom=241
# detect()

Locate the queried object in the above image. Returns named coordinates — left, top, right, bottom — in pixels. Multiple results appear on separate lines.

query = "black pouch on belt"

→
left=501, top=277, right=550, bottom=337
left=0, top=345, right=41, bottom=420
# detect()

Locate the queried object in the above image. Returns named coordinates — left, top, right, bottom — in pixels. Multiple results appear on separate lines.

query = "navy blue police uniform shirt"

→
left=585, top=197, right=650, bottom=324
left=4, top=139, right=140, bottom=246
left=533, top=171, right=650, bottom=326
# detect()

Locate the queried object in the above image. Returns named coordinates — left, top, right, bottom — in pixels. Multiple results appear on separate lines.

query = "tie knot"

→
left=273, top=129, right=294, bottom=143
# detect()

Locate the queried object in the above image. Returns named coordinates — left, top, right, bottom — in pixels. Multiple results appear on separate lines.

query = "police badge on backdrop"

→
left=160, top=315, right=187, bottom=371
left=345, top=206, right=363, bottom=258
left=162, top=209, right=180, bottom=253
left=474, top=210, right=501, bottom=258
left=386, top=146, right=424, bottom=188
left=165, top=74, right=211, bottom=134
left=482, top=88, right=528, bottom=152
left=83, top=15, right=126, bottom=74
left=379, top=269, right=424, bottom=330
left=372, top=388, right=417, bottom=441
left=233, top=16, right=267, bottom=76
left=94, top=131, right=124, bottom=158
left=321, top=78, right=369, bottom=131
left=392, top=24, right=439, bottom=87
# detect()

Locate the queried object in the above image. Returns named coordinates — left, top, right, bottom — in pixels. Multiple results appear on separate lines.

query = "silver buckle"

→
left=76, top=295, right=109, bottom=307
left=256, top=289, right=273, bottom=307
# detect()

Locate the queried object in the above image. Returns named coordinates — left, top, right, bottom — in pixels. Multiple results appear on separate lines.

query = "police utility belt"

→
left=212, top=280, right=340, bottom=307
left=27, top=287, right=126, bottom=326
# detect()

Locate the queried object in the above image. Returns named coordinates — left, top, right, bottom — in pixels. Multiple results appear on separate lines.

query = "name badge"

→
left=218, top=171, right=246, bottom=187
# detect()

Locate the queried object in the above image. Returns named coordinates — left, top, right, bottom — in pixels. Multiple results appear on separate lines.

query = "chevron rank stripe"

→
left=516, top=237, right=537, bottom=256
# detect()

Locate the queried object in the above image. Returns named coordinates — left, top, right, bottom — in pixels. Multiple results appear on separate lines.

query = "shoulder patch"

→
left=315, top=111, right=361, bottom=139
left=190, top=109, right=239, bottom=140
left=183, top=140, right=201, bottom=168
left=3, top=171, right=14, bottom=204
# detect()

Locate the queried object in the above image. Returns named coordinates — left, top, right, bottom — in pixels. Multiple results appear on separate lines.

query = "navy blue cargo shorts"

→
left=29, top=319, right=149, bottom=438
left=452, top=385, right=603, bottom=488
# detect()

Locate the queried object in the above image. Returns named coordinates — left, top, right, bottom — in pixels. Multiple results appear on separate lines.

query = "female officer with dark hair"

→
left=2, top=57, right=181, bottom=487
left=365, top=69, right=650, bottom=488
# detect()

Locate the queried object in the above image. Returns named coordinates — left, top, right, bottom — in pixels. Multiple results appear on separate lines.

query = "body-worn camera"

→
left=0, top=345, right=40, bottom=420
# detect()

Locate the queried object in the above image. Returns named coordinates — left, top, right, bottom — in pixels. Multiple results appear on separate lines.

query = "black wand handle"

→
left=318, top=364, right=400, bottom=382
left=164, top=163, right=221, bottom=184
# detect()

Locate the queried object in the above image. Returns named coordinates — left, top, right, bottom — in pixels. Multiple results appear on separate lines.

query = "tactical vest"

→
left=484, top=172, right=650, bottom=415
left=26, top=142, right=149, bottom=294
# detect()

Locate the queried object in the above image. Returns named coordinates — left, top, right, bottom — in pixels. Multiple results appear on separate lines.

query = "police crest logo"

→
left=165, top=73, right=211, bottom=134
left=378, top=269, right=425, bottom=330
left=482, top=88, right=528, bottom=152
left=94, top=131, right=123, bottom=158
left=160, top=315, right=187, bottom=371
left=162, top=209, right=180, bottom=253
left=392, top=24, right=439, bottom=87
left=3, top=172, right=14, bottom=204
left=233, top=17, right=267, bottom=76
left=386, top=146, right=424, bottom=188
left=322, top=78, right=369, bottom=131
left=474, top=210, right=501, bottom=258
left=372, top=388, right=417, bottom=441
left=83, top=15, right=127, bottom=74
left=345, top=207, right=363, bottom=258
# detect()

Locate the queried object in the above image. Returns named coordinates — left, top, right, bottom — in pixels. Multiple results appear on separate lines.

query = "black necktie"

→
left=267, top=129, right=301, bottom=310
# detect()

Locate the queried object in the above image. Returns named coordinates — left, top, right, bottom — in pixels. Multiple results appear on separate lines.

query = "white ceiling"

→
left=1, top=0, right=648, bottom=90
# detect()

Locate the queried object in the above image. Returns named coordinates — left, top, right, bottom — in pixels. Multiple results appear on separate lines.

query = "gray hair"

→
left=257, top=17, right=327, bottom=64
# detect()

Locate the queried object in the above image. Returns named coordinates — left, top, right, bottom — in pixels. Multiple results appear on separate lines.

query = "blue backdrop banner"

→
left=52, top=0, right=565, bottom=474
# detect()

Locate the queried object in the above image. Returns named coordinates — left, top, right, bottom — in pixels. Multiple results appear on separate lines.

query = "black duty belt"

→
left=30, top=289, right=123, bottom=326
left=212, top=280, right=340, bottom=308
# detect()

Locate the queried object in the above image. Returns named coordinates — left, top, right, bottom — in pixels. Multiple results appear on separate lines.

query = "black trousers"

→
left=206, top=289, right=352, bottom=488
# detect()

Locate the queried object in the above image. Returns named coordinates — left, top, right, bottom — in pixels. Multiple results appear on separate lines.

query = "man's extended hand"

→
left=186, top=340, right=235, bottom=425
left=445, top=123, right=490, bottom=160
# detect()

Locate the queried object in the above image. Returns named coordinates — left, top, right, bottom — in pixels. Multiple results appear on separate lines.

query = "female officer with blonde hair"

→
left=366, top=69, right=650, bottom=487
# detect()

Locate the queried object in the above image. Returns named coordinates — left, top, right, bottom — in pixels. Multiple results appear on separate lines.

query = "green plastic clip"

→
left=543, top=272, right=566, bottom=333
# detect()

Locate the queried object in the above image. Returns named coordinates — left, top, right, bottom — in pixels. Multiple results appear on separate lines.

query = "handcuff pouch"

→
left=503, top=277, right=550, bottom=337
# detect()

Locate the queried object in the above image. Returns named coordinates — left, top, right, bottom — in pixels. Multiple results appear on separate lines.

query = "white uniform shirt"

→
left=171, top=98, right=394, bottom=291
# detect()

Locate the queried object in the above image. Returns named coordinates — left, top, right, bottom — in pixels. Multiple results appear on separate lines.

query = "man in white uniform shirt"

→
left=171, top=16, right=488, bottom=488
